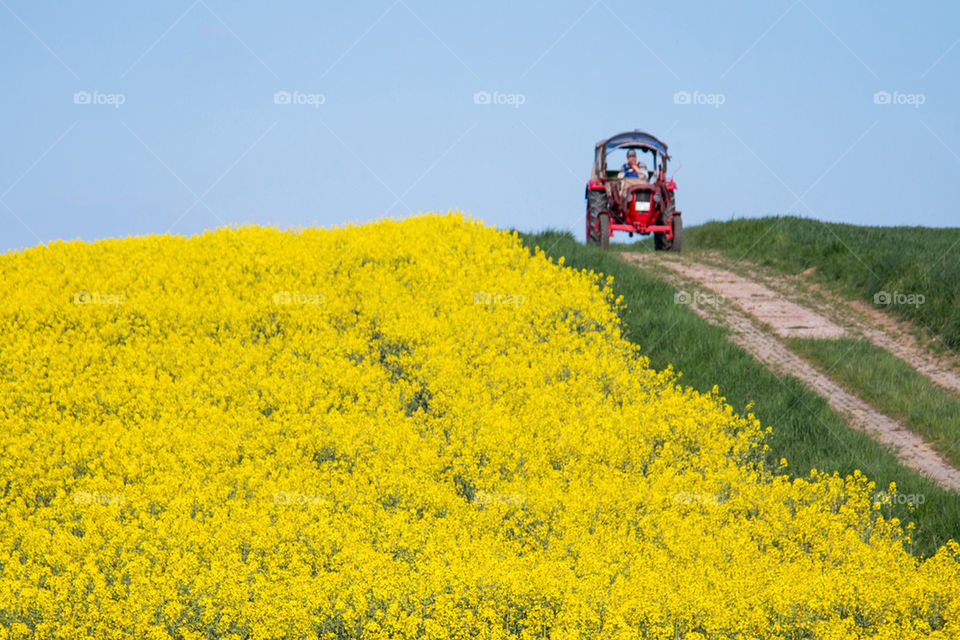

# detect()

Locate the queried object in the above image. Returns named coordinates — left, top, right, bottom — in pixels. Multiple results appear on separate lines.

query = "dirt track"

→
left=622, top=252, right=960, bottom=492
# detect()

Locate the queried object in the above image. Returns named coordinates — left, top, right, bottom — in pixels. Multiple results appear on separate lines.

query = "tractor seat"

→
left=614, top=177, right=648, bottom=204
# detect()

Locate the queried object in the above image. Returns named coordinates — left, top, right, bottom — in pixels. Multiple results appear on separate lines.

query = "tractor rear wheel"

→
left=653, top=229, right=667, bottom=251
left=598, top=214, right=610, bottom=250
left=586, top=190, right=608, bottom=246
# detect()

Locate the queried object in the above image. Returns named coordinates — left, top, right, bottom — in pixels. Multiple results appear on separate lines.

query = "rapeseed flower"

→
left=0, top=212, right=957, bottom=639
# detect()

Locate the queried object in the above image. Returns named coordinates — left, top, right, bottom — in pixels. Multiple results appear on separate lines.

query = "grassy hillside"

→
left=789, top=337, right=960, bottom=468
left=520, top=230, right=960, bottom=558
left=637, top=216, right=960, bottom=352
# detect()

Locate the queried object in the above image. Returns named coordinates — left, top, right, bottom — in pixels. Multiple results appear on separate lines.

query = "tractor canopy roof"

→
left=591, top=131, right=670, bottom=181
left=597, top=131, right=669, bottom=158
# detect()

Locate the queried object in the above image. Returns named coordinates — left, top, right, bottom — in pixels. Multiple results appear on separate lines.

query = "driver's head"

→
left=626, top=149, right=637, bottom=164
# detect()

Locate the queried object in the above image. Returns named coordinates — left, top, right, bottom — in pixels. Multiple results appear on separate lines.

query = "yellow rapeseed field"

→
left=0, top=212, right=958, bottom=639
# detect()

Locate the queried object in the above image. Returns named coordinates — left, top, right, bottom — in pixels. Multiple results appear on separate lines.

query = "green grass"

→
left=627, top=216, right=960, bottom=352
left=789, top=336, right=960, bottom=468
left=519, top=229, right=960, bottom=559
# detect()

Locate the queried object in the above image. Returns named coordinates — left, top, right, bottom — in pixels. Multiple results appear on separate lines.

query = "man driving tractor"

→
left=616, top=149, right=649, bottom=203
left=620, top=149, right=649, bottom=181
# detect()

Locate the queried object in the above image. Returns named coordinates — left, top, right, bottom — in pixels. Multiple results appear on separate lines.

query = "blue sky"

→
left=2, top=1, right=958, bottom=253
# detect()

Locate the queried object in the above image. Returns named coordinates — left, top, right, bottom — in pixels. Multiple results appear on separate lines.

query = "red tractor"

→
left=585, top=131, right=682, bottom=250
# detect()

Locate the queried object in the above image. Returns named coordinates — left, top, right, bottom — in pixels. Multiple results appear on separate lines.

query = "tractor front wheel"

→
left=669, top=214, right=683, bottom=252
left=598, top=213, right=610, bottom=250
left=653, top=210, right=671, bottom=251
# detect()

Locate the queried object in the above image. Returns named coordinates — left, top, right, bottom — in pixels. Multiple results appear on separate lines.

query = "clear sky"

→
left=2, top=1, right=958, bottom=253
